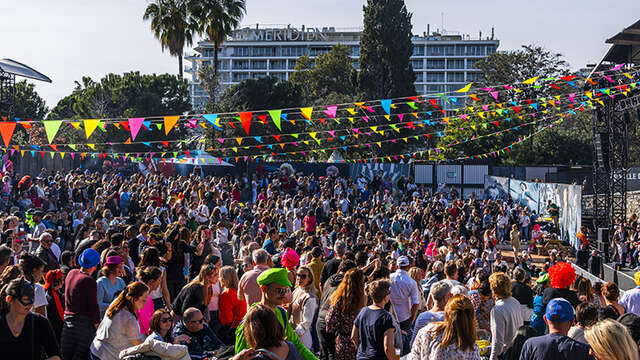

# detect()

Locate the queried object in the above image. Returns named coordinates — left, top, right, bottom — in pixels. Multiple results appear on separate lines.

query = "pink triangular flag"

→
left=324, top=105, right=338, bottom=119
left=128, top=117, right=145, bottom=141
left=490, top=92, right=499, bottom=101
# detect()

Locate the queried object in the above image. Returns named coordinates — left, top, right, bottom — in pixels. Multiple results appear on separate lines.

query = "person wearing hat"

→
left=620, top=271, right=640, bottom=317
left=530, top=273, right=551, bottom=335
left=61, top=248, right=100, bottom=360
left=0, top=278, right=61, bottom=360
left=235, top=267, right=318, bottom=360
left=519, top=298, right=591, bottom=360
left=390, top=255, right=419, bottom=355
left=97, top=255, right=126, bottom=317
left=44, top=269, right=65, bottom=343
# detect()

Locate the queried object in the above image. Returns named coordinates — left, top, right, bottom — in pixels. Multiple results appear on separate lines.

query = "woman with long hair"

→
left=0, top=278, right=61, bottom=360
left=326, top=268, right=366, bottom=360
left=18, top=254, right=47, bottom=316
left=585, top=318, right=639, bottom=360
left=139, top=246, right=171, bottom=311
left=408, top=294, right=481, bottom=360
left=218, top=265, right=246, bottom=344
left=290, top=265, right=318, bottom=350
left=135, top=266, right=163, bottom=335
left=574, top=276, right=597, bottom=305
left=171, top=264, right=217, bottom=320
left=147, top=308, right=190, bottom=344
left=90, top=281, right=149, bottom=360
left=408, top=267, right=427, bottom=312
left=352, top=279, right=399, bottom=360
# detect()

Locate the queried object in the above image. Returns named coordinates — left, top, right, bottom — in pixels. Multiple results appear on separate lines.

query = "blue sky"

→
left=2, top=0, right=639, bottom=109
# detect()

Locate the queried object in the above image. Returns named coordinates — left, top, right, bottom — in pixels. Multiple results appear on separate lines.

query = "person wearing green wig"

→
left=235, top=267, right=318, bottom=360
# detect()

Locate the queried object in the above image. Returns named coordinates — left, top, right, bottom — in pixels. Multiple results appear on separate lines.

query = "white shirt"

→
left=32, top=282, right=48, bottom=317
left=389, top=269, right=419, bottom=323
left=490, top=297, right=524, bottom=360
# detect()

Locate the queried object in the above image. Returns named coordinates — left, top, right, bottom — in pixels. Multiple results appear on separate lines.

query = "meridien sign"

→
left=232, top=26, right=328, bottom=42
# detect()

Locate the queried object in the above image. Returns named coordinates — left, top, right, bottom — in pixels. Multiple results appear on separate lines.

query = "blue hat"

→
left=78, top=248, right=100, bottom=269
left=545, top=298, right=574, bottom=323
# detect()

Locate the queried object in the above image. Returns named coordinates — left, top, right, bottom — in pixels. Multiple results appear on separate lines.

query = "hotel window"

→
left=426, top=45, right=444, bottom=56
left=352, top=61, right=360, bottom=70
left=233, top=47, right=250, bottom=57
left=411, top=60, right=424, bottom=70
left=426, top=84, right=445, bottom=93
left=415, top=72, right=424, bottom=82
left=251, top=47, right=276, bottom=57
left=487, top=45, right=497, bottom=54
left=280, top=46, right=307, bottom=57
left=447, top=72, right=465, bottom=82
left=272, top=72, right=287, bottom=81
left=426, top=59, right=445, bottom=69
left=454, top=45, right=465, bottom=56
left=413, top=45, right=424, bottom=56
left=252, top=60, right=267, bottom=69
left=443, top=45, right=455, bottom=56
left=351, top=46, right=360, bottom=57
left=202, top=49, right=214, bottom=57
left=466, top=59, right=479, bottom=69
left=446, top=59, right=464, bottom=69
left=309, top=47, right=330, bottom=56
left=288, top=60, right=297, bottom=69
left=270, top=60, right=286, bottom=70
left=466, top=45, right=483, bottom=56
left=467, top=72, right=482, bottom=81
left=254, top=72, right=267, bottom=78
left=425, top=72, right=445, bottom=83
left=232, top=60, right=250, bottom=69
left=232, top=72, right=251, bottom=82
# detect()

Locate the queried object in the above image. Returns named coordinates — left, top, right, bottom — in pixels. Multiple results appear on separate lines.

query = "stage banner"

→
left=483, top=175, right=510, bottom=201
left=509, top=179, right=540, bottom=214
left=349, top=163, right=410, bottom=182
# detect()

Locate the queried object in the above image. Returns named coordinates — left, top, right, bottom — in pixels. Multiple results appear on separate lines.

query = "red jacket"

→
left=219, top=287, right=246, bottom=328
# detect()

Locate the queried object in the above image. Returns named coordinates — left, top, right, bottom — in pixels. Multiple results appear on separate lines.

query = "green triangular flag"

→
left=67, top=144, right=77, bottom=151
left=291, top=134, right=299, bottom=139
left=43, top=120, right=63, bottom=144
left=156, top=123, right=163, bottom=131
left=268, top=110, right=282, bottom=131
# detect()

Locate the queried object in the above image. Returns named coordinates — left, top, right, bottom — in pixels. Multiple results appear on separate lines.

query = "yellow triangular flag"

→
left=309, top=132, right=317, bottom=139
left=522, top=76, right=538, bottom=84
left=300, top=107, right=313, bottom=121
left=83, top=119, right=100, bottom=139
left=384, top=115, right=391, bottom=121
left=236, top=138, right=242, bottom=145
left=71, top=122, right=81, bottom=129
left=455, top=83, right=473, bottom=93
left=87, top=144, right=95, bottom=150
left=60, top=152, right=65, bottom=159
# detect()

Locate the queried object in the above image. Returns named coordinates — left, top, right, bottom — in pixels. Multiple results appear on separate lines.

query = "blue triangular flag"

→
left=380, top=99, right=392, bottom=115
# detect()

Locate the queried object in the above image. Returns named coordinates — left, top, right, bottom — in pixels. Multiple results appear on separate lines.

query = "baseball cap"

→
left=545, top=298, right=574, bottom=323
left=397, top=256, right=410, bottom=267
left=78, top=248, right=100, bottom=269
left=257, top=268, right=292, bottom=287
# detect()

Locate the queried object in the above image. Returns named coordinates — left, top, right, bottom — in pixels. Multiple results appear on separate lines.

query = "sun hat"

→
left=105, top=256, right=123, bottom=265
left=78, top=248, right=100, bottom=268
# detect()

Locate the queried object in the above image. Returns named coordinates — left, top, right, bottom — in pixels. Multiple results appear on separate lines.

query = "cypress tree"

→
left=355, top=0, right=416, bottom=100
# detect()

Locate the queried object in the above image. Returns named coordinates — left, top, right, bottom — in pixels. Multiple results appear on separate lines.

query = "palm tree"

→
left=143, top=0, right=195, bottom=78
left=190, top=0, right=246, bottom=78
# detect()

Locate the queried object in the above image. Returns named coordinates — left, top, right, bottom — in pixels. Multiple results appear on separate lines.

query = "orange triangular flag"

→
left=0, top=122, right=16, bottom=147
left=164, top=116, right=180, bottom=135
left=238, top=112, right=252, bottom=135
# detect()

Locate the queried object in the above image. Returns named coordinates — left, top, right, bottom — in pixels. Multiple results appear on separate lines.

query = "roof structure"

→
left=602, top=20, right=640, bottom=65
left=0, top=59, right=52, bottom=82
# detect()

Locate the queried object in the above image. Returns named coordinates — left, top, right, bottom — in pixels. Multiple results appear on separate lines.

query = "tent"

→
left=165, top=151, right=234, bottom=166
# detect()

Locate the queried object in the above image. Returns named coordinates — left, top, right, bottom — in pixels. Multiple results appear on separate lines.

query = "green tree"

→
left=354, top=0, right=416, bottom=100
left=12, top=81, right=48, bottom=145
left=48, top=72, right=192, bottom=152
left=143, top=0, right=195, bottom=78
left=190, top=0, right=246, bottom=79
left=290, top=44, right=356, bottom=105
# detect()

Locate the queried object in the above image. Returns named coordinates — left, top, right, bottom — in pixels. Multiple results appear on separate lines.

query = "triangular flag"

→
left=522, top=76, right=539, bottom=84
left=128, top=117, right=145, bottom=141
left=268, top=110, right=282, bottom=131
left=156, top=123, right=162, bottom=131
left=142, top=120, right=151, bottom=130
left=239, top=112, right=252, bottom=135
left=87, top=144, right=96, bottom=150
left=163, top=116, right=180, bottom=135
left=0, top=122, right=16, bottom=147
left=324, top=105, right=337, bottom=118
left=83, top=119, right=100, bottom=139
left=236, top=137, right=243, bottom=145
left=456, top=83, right=473, bottom=93
left=43, top=120, right=63, bottom=144
left=300, top=107, right=313, bottom=121
left=380, top=99, right=392, bottom=115
left=202, top=114, right=222, bottom=130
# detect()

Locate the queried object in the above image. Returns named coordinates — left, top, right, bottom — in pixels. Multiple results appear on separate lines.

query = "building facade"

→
left=186, top=25, right=499, bottom=110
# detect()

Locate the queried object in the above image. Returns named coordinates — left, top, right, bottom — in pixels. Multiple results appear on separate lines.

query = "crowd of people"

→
left=0, top=166, right=638, bottom=360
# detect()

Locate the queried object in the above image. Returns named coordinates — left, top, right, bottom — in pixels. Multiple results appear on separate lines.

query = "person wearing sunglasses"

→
left=236, top=267, right=319, bottom=360
left=0, top=277, right=61, bottom=360
left=172, top=307, right=224, bottom=360
left=290, top=266, right=319, bottom=350
left=147, top=309, right=191, bottom=344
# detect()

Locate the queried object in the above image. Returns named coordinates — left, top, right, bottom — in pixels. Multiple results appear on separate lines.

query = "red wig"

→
left=548, top=262, right=576, bottom=289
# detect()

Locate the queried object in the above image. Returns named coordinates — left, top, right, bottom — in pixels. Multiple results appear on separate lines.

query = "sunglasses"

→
left=160, top=317, right=173, bottom=323
left=296, top=273, right=307, bottom=279
left=272, top=287, right=290, bottom=296
left=189, top=318, right=205, bottom=324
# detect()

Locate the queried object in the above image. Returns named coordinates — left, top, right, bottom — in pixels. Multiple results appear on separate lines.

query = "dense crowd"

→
left=0, top=166, right=639, bottom=360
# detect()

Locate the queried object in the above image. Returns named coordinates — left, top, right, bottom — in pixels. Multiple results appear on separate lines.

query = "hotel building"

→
left=186, top=24, right=500, bottom=110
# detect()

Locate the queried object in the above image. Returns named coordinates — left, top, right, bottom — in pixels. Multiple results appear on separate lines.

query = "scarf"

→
left=51, top=290, right=64, bottom=321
